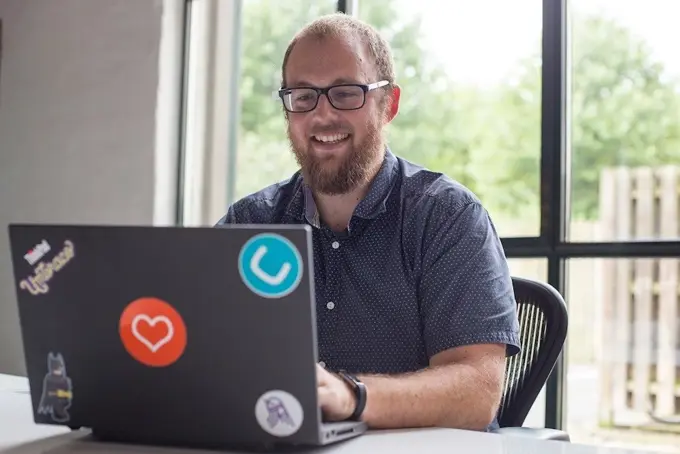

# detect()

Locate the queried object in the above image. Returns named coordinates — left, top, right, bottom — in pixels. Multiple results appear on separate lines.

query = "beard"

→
left=287, top=116, right=385, bottom=196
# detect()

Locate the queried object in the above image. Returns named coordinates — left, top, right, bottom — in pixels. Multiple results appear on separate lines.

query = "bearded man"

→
left=216, top=13, right=520, bottom=433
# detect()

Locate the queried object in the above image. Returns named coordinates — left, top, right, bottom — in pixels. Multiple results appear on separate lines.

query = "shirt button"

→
left=326, top=301, right=335, bottom=310
left=331, top=241, right=340, bottom=249
left=319, top=361, right=326, bottom=368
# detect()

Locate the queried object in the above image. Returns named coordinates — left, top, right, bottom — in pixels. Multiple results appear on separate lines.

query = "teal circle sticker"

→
left=238, top=233, right=303, bottom=299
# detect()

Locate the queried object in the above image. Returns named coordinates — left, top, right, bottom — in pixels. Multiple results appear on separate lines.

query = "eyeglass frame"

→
left=273, top=80, right=390, bottom=113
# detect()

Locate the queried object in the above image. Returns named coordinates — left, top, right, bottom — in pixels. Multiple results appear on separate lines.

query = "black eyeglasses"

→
left=275, top=80, right=389, bottom=113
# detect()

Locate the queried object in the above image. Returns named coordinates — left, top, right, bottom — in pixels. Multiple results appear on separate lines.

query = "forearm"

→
left=357, top=361, right=503, bottom=431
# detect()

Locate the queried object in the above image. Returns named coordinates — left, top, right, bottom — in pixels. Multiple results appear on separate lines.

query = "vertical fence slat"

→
left=598, top=168, right=616, bottom=423
left=632, top=167, right=654, bottom=413
left=655, top=166, right=679, bottom=417
left=613, top=167, right=633, bottom=417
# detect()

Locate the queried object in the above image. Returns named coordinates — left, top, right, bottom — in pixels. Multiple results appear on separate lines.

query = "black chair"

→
left=493, top=276, right=571, bottom=441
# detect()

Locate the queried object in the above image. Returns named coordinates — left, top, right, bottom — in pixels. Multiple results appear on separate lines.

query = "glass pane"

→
left=234, top=0, right=338, bottom=200
left=357, top=0, right=542, bottom=237
left=508, top=258, right=547, bottom=283
left=566, top=258, right=680, bottom=451
left=507, top=258, right=548, bottom=428
left=569, top=0, right=680, bottom=242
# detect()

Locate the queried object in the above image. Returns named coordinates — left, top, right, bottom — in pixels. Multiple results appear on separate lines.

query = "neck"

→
left=313, top=155, right=383, bottom=233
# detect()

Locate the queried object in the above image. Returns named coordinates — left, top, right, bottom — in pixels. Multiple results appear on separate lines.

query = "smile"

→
left=312, top=133, right=350, bottom=143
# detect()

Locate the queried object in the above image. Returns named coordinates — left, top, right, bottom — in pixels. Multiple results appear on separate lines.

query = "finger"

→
left=318, top=386, right=336, bottom=418
left=317, top=385, right=330, bottom=409
left=317, top=386, right=342, bottom=421
left=316, top=364, right=329, bottom=386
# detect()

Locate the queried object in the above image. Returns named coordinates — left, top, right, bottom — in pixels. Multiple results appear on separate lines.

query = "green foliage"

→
left=236, top=0, right=680, bottom=224
left=235, top=0, right=337, bottom=199
left=569, top=15, right=680, bottom=219
left=239, top=0, right=337, bottom=138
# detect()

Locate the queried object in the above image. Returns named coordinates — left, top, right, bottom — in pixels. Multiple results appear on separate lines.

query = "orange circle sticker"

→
left=119, top=297, right=187, bottom=367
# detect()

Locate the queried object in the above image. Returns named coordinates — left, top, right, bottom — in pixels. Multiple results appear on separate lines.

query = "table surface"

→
left=0, top=374, right=665, bottom=454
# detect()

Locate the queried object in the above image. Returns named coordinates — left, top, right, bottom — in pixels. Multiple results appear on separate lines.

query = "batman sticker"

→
left=37, top=352, right=73, bottom=422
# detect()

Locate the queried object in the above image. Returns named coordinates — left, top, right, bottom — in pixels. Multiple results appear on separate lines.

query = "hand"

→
left=316, top=363, right=356, bottom=421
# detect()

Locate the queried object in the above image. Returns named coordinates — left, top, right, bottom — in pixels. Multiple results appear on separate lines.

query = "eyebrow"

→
left=286, top=77, right=363, bottom=88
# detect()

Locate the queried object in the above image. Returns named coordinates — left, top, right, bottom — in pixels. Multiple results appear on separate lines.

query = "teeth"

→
left=314, top=133, right=348, bottom=143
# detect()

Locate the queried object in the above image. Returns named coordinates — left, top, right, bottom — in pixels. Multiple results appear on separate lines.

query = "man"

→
left=216, top=13, right=521, bottom=432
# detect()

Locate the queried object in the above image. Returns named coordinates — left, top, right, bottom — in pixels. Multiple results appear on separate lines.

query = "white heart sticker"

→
left=131, top=314, right=174, bottom=352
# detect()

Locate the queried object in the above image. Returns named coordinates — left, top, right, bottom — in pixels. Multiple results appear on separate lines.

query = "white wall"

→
left=0, top=0, right=184, bottom=375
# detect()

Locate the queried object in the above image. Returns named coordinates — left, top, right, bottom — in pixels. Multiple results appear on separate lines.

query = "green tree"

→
left=570, top=14, right=680, bottom=220
left=236, top=2, right=680, bottom=226
left=494, top=13, right=680, bottom=221
left=236, top=0, right=337, bottom=198
left=238, top=0, right=485, bottom=200
left=357, top=1, right=485, bottom=193
left=239, top=0, right=337, bottom=138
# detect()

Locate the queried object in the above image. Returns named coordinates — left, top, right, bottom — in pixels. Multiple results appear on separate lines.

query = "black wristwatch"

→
left=336, top=370, right=367, bottom=421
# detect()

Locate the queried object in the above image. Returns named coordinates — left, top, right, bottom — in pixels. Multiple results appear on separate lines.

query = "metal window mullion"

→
left=541, top=0, right=569, bottom=431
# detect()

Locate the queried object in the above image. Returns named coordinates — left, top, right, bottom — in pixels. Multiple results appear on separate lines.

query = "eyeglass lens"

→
left=282, top=85, right=365, bottom=112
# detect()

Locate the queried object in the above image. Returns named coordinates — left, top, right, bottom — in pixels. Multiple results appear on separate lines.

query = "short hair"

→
left=280, top=13, right=396, bottom=89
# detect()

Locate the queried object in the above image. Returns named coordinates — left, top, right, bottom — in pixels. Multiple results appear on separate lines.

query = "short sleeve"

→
left=214, top=205, right=237, bottom=226
left=418, top=200, right=521, bottom=359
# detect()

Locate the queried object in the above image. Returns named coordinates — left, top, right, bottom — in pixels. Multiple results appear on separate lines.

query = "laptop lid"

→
left=7, top=223, right=327, bottom=449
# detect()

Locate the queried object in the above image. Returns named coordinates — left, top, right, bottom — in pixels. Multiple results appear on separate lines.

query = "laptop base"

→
left=89, top=422, right=365, bottom=452
left=320, top=420, right=367, bottom=444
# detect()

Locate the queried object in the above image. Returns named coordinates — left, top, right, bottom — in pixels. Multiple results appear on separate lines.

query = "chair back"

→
left=497, top=276, right=568, bottom=427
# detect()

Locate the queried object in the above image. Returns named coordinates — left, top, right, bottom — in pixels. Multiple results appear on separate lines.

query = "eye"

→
left=335, top=90, right=359, bottom=98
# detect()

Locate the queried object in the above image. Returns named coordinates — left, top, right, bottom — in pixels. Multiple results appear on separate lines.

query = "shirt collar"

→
left=286, top=148, right=399, bottom=228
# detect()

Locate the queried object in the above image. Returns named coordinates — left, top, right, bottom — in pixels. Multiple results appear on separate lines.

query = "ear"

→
left=384, top=84, right=401, bottom=123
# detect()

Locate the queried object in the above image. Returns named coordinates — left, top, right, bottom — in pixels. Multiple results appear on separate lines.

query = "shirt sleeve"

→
left=214, top=205, right=237, bottom=226
left=418, top=199, right=521, bottom=359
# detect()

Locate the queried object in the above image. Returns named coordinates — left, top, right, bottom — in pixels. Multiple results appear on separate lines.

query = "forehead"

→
left=285, top=34, right=375, bottom=87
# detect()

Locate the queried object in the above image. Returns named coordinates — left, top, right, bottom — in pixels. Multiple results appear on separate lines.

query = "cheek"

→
left=350, top=111, right=380, bottom=136
left=343, top=112, right=366, bottom=133
left=288, top=119, right=307, bottom=140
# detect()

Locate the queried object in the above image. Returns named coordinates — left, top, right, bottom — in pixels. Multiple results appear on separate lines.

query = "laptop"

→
left=7, top=223, right=367, bottom=450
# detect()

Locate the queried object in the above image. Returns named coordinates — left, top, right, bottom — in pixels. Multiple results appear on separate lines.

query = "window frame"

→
left=337, top=0, right=680, bottom=430
left=179, top=0, right=680, bottom=431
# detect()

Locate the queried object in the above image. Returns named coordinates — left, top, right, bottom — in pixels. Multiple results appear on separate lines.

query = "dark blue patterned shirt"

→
left=216, top=149, right=521, bottom=428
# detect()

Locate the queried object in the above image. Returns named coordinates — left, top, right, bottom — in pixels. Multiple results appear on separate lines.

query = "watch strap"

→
left=337, top=370, right=366, bottom=421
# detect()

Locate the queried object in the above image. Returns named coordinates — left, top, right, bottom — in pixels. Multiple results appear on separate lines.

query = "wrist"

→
left=336, top=370, right=367, bottom=421
left=343, top=381, right=357, bottom=419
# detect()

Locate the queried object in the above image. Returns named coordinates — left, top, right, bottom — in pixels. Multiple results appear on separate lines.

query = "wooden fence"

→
left=597, top=166, right=680, bottom=431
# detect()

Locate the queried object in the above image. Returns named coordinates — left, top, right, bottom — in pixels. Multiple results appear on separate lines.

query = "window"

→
left=568, top=0, right=680, bottom=242
left=234, top=0, right=338, bottom=200
left=357, top=0, right=543, bottom=237
left=218, top=0, right=680, bottom=444
left=565, top=258, right=680, bottom=451
left=564, top=4, right=680, bottom=449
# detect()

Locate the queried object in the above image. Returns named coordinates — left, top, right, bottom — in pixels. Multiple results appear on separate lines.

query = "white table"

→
left=0, top=374, right=663, bottom=454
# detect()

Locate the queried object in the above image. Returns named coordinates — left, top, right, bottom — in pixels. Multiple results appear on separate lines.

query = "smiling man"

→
left=216, top=13, right=521, bottom=432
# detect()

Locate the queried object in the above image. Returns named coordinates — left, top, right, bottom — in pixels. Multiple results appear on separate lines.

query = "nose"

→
left=314, top=93, right=336, bottom=117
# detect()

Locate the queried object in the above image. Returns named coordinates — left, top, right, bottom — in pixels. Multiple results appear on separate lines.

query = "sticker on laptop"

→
left=24, top=239, right=51, bottom=265
left=37, top=352, right=73, bottom=423
left=119, top=297, right=187, bottom=368
left=255, top=390, right=304, bottom=437
left=238, top=233, right=303, bottom=299
left=19, top=239, right=76, bottom=296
